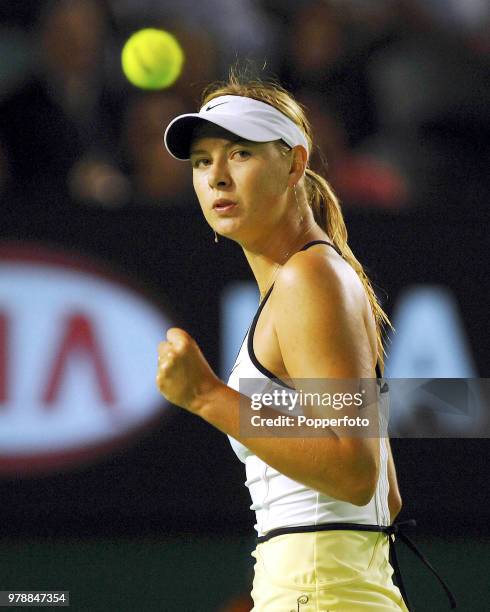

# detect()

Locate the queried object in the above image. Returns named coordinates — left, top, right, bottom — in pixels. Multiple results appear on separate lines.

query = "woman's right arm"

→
left=387, top=439, right=402, bottom=524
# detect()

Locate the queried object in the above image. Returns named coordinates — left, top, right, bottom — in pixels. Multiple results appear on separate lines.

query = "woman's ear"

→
left=288, top=145, right=308, bottom=187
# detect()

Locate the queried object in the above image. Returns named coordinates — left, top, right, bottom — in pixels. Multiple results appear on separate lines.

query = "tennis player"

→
left=157, top=75, right=408, bottom=611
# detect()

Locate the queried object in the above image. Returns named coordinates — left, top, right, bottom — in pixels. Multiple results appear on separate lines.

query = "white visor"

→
left=163, top=95, right=309, bottom=160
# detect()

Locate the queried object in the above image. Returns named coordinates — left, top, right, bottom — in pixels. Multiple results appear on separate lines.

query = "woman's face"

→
left=190, top=124, right=292, bottom=245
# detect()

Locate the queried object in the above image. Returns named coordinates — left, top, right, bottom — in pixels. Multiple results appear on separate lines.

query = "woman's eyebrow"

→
left=231, top=138, right=257, bottom=146
left=190, top=139, right=257, bottom=156
left=189, top=148, right=208, bottom=156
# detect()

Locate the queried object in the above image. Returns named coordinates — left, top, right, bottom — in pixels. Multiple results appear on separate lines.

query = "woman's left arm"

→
left=157, top=252, right=380, bottom=506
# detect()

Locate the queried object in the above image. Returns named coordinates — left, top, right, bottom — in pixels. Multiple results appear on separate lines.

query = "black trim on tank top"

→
left=299, top=239, right=342, bottom=256
left=248, top=282, right=294, bottom=389
left=247, top=240, right=383, bottom=385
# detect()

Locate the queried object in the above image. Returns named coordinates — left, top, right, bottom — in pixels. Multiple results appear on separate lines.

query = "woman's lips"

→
left=213, top=200, right=238, bottom=213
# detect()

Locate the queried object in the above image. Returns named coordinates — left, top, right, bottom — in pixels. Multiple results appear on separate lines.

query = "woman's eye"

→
left=193, top=158, right=210, bottom=168
left=232, top=150, right=251, bottom=160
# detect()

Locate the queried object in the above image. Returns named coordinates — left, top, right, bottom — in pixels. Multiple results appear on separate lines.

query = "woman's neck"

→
left=243, top=217, right=326, bottom=300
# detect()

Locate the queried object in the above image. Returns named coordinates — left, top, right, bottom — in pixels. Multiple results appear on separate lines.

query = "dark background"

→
left=0, top=1, right=488, bottom=610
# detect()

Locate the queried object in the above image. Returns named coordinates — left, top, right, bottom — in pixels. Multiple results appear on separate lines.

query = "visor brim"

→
left=163, top=113, right=285, bottom=160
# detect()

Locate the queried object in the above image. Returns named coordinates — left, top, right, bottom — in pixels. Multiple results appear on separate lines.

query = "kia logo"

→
left=0, top=242, right=172, bottom=476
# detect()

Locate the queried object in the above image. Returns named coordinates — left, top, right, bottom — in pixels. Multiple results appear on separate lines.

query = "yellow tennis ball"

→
left=121, top=28, right=184, bottom=90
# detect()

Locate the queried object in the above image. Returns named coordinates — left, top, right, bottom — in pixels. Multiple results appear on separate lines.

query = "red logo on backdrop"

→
left=0, top=241, right=172, bottom=476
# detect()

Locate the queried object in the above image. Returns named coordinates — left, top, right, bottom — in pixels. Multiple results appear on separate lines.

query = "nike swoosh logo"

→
left=205, top=101, right=229, bottom=112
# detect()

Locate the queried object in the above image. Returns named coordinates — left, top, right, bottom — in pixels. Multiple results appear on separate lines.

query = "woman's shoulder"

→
left=270, top=243, right=376, bottom=378
left=274, top=242, right=364, bottom=305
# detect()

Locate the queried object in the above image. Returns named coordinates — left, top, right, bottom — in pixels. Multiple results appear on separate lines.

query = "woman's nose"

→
left=208, top=161, right=231, bottom=190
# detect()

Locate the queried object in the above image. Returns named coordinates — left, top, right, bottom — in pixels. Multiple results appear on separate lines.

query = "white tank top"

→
left=226, top=240, right=391, bottom=537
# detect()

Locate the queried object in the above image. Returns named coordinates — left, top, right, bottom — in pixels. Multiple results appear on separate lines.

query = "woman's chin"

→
left=214, top=220, right=246, bottom=243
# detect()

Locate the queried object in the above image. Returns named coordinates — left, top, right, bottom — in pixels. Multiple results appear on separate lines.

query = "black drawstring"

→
left=384, top=520, right=457, bottom=610
left=256, top=519, right=457, bottom=610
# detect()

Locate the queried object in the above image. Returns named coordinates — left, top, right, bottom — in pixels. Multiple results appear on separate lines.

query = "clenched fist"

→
left=156, top=327, right=222, bottom=412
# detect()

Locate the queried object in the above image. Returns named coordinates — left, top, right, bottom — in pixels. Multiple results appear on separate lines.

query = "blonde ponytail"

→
left=305, top=168, right=393, bottom=372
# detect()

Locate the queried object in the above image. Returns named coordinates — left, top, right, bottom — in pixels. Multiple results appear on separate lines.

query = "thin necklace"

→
left=259, top=226, right=316, bottom=303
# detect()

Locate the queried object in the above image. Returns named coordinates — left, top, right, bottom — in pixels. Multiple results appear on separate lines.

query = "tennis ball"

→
left=121, top=28, right=184, bottom=90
